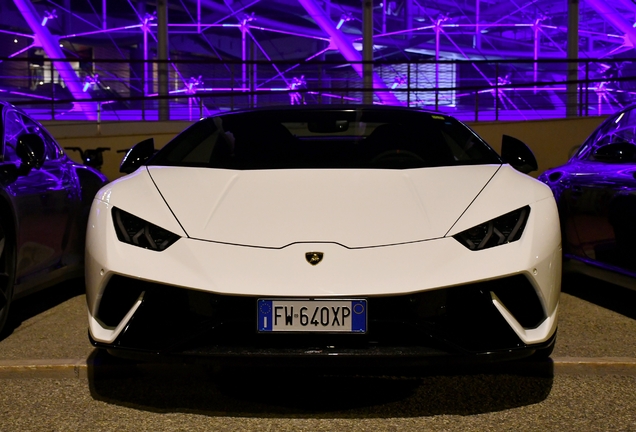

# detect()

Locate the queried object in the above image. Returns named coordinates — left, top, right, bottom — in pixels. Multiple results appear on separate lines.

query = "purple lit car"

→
left=539, top=105, right=636, bottom=289
left=0, top=101, right=108, bottom=334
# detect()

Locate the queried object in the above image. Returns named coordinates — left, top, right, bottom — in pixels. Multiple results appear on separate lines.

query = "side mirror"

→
left=592, top=142, right=636, bottom=163
left=16, top=133, right=46, bottom=172
left=120, top=138, right=155, bottom=174
left=501, top=135, right=538, bottom=174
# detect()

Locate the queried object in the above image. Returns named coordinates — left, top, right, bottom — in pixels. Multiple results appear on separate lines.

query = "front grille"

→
left=103, top=274, right=546, bottom=355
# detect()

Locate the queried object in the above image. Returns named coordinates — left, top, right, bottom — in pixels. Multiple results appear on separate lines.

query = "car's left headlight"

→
left=112, top=207, right=180, bottom=251
left=453, top=206, right=530, bottom=251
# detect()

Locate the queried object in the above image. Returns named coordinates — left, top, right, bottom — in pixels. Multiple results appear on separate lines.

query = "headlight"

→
left=453, top=206, right=530, bottom=251
left=112, top=207, right=180, bottom=251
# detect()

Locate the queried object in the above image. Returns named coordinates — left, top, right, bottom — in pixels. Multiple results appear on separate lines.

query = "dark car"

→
left=0, top=101, right=108, bottom=334
left=539, top=105, right=636, bottom=289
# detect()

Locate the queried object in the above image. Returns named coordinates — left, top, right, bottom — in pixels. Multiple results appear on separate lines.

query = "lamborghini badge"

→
left=305, top=252, right=324, bottom=266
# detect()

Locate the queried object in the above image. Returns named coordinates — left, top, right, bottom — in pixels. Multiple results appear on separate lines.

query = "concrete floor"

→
left=0, top=273, right=635, bottom=431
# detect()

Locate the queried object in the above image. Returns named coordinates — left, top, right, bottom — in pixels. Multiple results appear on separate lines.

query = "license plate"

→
left=257, top=299, right=367, bottom=333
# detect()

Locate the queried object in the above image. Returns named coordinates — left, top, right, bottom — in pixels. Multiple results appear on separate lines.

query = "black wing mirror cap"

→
left=120, top=138, right=155, bottom=174
left=16, top=133, right=46, bottom=173
left=501, top=135, right=538, bottom=174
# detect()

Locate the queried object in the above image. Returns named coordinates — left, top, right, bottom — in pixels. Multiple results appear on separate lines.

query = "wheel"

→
left=0, top=220, right=15, bottom=336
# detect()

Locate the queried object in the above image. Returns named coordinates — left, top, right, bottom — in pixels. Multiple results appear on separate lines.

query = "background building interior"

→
left=0, top=0, right=635, bottom=122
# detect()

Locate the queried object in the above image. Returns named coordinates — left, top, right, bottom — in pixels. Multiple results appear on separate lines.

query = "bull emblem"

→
left=305, top=252, right=324, bottom=266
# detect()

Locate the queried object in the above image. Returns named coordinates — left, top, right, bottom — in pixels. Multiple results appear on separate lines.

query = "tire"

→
left=0, top=219, right=15, bottom=336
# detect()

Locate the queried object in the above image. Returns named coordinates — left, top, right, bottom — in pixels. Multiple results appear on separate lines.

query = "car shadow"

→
left=0, top=277, right=85, bottom=341
left=561, top=273, right=636, bottom=320
left=87, top=350, right=553, bottom=418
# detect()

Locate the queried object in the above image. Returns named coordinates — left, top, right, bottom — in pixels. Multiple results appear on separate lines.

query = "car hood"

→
left=147, top=165, right=501, bottom=248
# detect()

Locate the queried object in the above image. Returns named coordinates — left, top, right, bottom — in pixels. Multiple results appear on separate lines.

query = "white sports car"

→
left=85, top=106, right=561, bottom=363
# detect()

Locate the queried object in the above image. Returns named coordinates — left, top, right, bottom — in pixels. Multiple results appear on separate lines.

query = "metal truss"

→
left=0, top=0, right=635, bottom=120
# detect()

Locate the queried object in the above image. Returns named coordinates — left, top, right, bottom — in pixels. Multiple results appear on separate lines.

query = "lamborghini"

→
left=86, top=105, right=561, bottom=363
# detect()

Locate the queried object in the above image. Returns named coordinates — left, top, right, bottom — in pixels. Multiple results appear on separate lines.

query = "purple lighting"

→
left=336, top=13, right=353, bottom=30
left=1, top=0, right=636, bottom=122
left=82, top=75, right=99, bottom=92
left=298, top=0, right=401, bottom=105
left=40, top=9, right=57, bottom=27
left=11, top=0, right=95, bottom=119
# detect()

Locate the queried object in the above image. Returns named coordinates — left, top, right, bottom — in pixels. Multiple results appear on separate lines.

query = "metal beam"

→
left=12, top=0, right=94, bottom=119
left=567, top=0, right=579, bottom=118
left=157, top=0, right=170, bottom=120
left=362, top=0, right=373, bottom=104
left=615, top=0, right=636, bottom=15
left=585, top=0, right=636, bottom=47
left=297, top=0, right=400, bottom=105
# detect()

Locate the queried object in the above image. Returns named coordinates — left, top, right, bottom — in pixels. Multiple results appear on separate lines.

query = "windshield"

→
left=574, top=107, right=636, bottom=162
left=150, top=108, right=502, bottom=170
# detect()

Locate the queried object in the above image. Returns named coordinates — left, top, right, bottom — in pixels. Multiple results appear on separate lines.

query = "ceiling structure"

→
left=0, top=0, right=635, bottom=120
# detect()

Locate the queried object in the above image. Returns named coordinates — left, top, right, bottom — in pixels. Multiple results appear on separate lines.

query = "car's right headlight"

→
left=112, top=207, right=180, bottom=251
left=453, top=206, right=530, bottom=251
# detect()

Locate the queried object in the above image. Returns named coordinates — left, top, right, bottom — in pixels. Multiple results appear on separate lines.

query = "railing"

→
left=1, top=57, right=635, bottom=122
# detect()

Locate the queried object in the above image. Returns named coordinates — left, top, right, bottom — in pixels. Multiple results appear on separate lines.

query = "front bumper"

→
left=90, top=273, right=556, bottom=363
left=86, top=196, right=561, bottom=362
